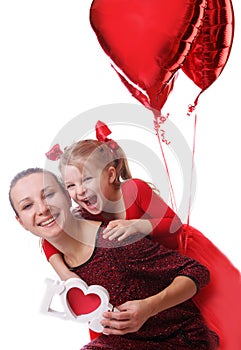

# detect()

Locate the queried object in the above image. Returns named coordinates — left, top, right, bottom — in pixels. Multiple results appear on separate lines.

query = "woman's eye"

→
left=22, top=203, right=32, bottom=210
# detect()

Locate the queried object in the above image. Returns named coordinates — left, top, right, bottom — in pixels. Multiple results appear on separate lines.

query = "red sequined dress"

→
left=67, top=224, right=219, bottom=350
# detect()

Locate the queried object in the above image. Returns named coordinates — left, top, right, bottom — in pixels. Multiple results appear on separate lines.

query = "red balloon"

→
left=90, top=0, right=207, bottom=113
left=182, top=0, right=234, bottom=106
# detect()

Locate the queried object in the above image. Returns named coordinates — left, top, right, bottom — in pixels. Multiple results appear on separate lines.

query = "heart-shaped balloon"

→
left=182, top=0, right=234, bottom=107
left=90, top=0, right=207, bottom=112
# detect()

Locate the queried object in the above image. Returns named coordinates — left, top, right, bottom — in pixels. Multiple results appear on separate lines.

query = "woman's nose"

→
left=35, top=200, right=49, bottom=215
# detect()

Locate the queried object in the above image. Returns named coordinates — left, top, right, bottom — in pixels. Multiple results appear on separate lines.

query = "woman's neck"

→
left=49, top=218, right=101, bottom=268
left=63, top=214, right=101, bottom=244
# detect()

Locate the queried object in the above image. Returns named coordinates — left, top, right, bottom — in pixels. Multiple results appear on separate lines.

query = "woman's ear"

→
left=15, top=215, right=28, bottom=231
left=107, top=166, right=117, bottom=184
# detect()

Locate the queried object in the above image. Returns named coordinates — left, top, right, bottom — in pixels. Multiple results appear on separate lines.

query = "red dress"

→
left=178, top=225, right=241, bottom=350
left=68, top=225, right=219, bottom=350
left=42, top=179, right=241, bottom=349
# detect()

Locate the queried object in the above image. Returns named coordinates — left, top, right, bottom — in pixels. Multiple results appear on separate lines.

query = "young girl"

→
left=44, top=120, right=183, bottom=279
left=9, top=167, right=219, bottom=350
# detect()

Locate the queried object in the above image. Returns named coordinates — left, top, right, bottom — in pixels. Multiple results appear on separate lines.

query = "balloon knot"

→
left=187, top=104, right=196, bottom=116
left=153, top=113, right=170, bottom=145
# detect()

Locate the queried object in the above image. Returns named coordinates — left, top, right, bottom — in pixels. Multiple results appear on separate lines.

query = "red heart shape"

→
left=90, top=0, right=206, bottom=112
left=67, top=287, right=101, bottom=315
left=182, top=0, right=234, bottom=106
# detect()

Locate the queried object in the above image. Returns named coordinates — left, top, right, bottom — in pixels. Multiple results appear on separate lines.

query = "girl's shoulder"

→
left=122, top=178, right=149, bottom=190
left=122, top=178, right=158, bottom=195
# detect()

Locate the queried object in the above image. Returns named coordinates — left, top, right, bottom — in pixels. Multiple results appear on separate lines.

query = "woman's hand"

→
left=101, top=276, right=197, bottom=335
left=101, top=299, right=151, bottom=335
left=102, top=219, right=152, bottom=241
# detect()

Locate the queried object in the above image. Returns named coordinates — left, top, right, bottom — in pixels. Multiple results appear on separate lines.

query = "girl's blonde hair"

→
left=59, top=139, right=132, bottom=188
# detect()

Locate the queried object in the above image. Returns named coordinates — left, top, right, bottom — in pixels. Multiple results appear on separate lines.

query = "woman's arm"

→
left=49, top=253, right=79, bottom=281
left=101, top=275, right=197, bottom=335
left=143, top=275, right=197, bottom=316
left=42, top=239, right=79, bottom=280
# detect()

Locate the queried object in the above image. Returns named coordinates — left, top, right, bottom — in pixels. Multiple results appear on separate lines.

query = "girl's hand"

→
left=101, top=299, right=151, bottom=335
left=102, top=219, right=152, bottom=241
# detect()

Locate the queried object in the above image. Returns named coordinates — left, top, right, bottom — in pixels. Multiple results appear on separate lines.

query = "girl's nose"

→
left=77, top=184, right=86, bottom=196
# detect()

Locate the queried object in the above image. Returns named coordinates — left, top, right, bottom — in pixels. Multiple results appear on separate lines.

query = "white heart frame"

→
left=41, top=277, right=114, bottom=332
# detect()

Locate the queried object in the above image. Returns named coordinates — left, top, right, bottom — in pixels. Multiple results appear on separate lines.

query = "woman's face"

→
left=11, top=172, right=71, bottom=239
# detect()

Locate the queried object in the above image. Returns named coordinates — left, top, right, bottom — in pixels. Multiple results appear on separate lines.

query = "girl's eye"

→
left=44, top=191, right=55, bottom=199
left=83, top=177, right=92, bottom=182
left=66, top=184, right=75, bottom=189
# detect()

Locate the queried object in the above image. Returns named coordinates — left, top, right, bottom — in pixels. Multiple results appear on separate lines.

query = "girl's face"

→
left=11, top=172, right=71, bottom=240
left=62, top=164, right=117, bottom=215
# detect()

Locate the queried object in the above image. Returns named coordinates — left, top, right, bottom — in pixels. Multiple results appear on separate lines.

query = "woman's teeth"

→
left=40, top=217, right=55, bottom=226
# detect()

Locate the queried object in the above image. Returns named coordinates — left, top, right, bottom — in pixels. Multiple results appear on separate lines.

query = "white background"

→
left=1, top=1, right=240, bottom=349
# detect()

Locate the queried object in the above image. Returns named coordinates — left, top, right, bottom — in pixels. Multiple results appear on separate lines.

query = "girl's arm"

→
left=101, top=275, right=197, bottom=335
left=103, top=179, right=182, bottom=248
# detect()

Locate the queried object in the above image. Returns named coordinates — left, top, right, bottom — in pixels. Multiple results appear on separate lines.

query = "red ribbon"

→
left=45, top=144, right=63, bottom=161
left=95, top=120, right=119, bottom=151
left=45, top=121, right=118, bottom=161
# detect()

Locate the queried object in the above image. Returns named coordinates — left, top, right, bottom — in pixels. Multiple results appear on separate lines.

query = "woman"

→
left=9, top=167, right=219, bottom=349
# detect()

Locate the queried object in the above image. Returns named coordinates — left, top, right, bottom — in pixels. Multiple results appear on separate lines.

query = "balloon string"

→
left=153, top=114, right=177, bottom=213
left=187, top=112, right=197, bottom=227
left=187, top=89, right=205, bottom=116
left=157, top=132, right=177, bottom=212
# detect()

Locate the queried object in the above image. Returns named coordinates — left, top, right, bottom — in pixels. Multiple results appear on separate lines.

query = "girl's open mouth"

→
left=84, top=195, right=98, bottom=208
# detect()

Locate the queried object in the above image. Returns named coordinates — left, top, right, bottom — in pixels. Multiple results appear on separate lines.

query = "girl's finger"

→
left=103, top=228, right=121, bottom=239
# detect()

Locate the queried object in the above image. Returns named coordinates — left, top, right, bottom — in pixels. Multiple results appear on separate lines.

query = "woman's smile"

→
left=38, top=214, right=59, bottom=227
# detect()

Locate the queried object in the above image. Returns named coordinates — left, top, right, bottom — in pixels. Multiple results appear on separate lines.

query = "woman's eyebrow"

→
left=17, top=186, right=54, bottom=205
left=18, top=196, right=31, bottom=205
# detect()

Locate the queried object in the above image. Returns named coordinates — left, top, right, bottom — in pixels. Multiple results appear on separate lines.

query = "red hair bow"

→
left=45, top=144, right=63, bottom=161
left=95, top=120, right=119, bottom=151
